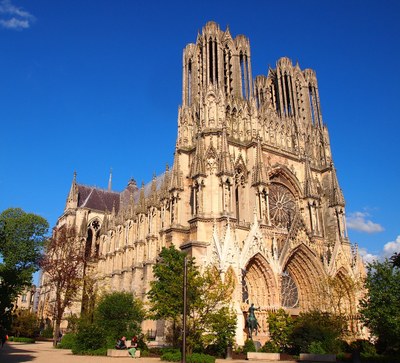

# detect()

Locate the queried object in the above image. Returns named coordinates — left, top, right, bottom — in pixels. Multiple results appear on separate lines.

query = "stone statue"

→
left=246, top=303, right=260, bottom=339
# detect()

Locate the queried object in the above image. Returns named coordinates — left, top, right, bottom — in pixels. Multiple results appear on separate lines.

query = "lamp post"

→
left=182, top=255, right=188, bottom=363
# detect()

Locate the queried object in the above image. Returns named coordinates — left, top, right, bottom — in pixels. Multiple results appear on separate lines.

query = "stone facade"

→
left=38, top=21, right=364, bottom=345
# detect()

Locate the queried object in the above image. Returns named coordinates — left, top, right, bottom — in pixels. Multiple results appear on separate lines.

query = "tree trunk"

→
left=52, top=319, right=61, bottom=347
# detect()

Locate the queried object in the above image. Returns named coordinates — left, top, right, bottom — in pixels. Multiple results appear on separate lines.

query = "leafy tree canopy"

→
left=359, top=257, right=400, bottom=354
left=290, top=310, right=346, bottom=354
left=94, top=291, right=145, bottom=339
left=148, top=246, right=236, bottom=355
left=0, top=208, right=48, bottom=270
left=265, top=308, right=294, bottom=352
left=0, top=208, right=48, bottom=327
left=147, top=246, right=200, bottom=321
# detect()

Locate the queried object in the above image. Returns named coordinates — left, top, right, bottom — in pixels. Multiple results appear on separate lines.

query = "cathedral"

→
left=39, top=21, right=364, bottom=345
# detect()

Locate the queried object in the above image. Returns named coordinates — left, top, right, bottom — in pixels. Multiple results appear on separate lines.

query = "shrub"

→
left=8, top=336, right=35, bottom=343
left=266, top=308, right=293, bottom=353
left=41, top=326, right=53, bottom=338
left=94, top=292, right=145, bottom=340
left=308, top=341, right=326, bottom=354
left=161, top=351, right=215, bottom=363
left=187, top=353, right=215, bottom=363
left=260, top=341, right=280, bottom=353
left=72, top=322, right=106, bottom=354
left=290, top=310, right=345, bottom=354
left=161, top=351, right=182, bottom=361
left=11, top=309, right=39, bottom=338
left=57, top=333, right=76, bottom=349
left=350, top=339, right=378, bottom=359
left=243, top=339, right=256, bottom=353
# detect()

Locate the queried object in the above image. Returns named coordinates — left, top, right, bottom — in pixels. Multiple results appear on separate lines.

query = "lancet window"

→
left=240, top=52, right=250, bottom=99
left=208, top=38, right=218, bottom=85
left=223, top=45, right=233, bottom=96
left=281, top=270, right=299, bottom=308
left=308, top=83, right=321, bottom=126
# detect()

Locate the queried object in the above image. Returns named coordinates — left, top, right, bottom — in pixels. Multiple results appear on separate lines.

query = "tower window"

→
left=209, top=39, right=213, bottom=83
left=188, top=60, right=192, bottom=105
left=309, top=85, right=315, bottom=124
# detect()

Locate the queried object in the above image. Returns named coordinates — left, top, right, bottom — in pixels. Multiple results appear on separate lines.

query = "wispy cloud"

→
left=347, top=211, right=384, bottom=233
left=0, top=0, right=35, bottom=30
left=359, top=235, right=400, bottom=264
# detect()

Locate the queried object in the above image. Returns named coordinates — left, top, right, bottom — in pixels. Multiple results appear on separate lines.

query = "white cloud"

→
left=0, top=0, right=35, bottom=30
left=0, top=17, right=28, bottom=29
left=382, top=235, right=400, bottom=259
left=358, top=247, right=378, bottom=264
left=358, top=235, right=400, bottom=264
left=347, top=211, right=384, bottom=233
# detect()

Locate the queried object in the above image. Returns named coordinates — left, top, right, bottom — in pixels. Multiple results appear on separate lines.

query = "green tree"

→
left=265, top=308, right=293, bottom=353
left=147, top=246, right=200, bottom=347
left=0, top=208, right=48, bottom=328
left=359, top=257, right=400, bottom=354
left=290, top=310, right=346, bottom=354
left=94, top=291, right=145, bottom=340
left=191, top=267, right=236, bottom=356
left=40, top=225, right=86, bottom=346
left=148, top=246, right=236, bottom=355
left=11, top=309, right=39, bottom=338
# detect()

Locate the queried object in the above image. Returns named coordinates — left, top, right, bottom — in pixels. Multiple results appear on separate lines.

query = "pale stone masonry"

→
left=38, top=21, right=365, bottom=345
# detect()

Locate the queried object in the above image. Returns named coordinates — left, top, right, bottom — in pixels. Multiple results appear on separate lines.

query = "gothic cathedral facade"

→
left=39, top=22, right=364, bottom=345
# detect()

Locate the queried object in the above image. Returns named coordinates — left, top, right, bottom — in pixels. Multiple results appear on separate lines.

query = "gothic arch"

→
left=86, top=218, right=101, bottom=258
left=334, top=268, right=357, bottom=315
left=242, top=253, right=277, bottom=307
left=269, top=165, right=303, bottom=198
left=283, top=243, right=325, bottom=310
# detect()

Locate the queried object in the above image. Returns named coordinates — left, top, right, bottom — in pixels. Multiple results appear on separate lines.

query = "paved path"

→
left=0, top=341, right=294, bottom=363
left=0, top=341, right=162, bottom=363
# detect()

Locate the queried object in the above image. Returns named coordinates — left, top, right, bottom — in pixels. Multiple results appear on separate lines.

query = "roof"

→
left=77, top=184, right=120, bottom=212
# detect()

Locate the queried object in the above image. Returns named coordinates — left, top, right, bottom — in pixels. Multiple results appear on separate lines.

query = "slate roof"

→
left=77, top=184, right=120, bottom=212
left=75, top=172, right=167, bottom=214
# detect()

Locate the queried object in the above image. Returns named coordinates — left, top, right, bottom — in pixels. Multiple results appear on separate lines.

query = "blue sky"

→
left=1, top=0, right=399, bottom=272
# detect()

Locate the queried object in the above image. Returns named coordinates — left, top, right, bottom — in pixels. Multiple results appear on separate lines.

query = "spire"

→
left=251, top=136, right=269, bottom=187
left=108, top=168, right=112, bottom=191
left=190, top=133, right=206, bottom=178
left=329, top=162, right=345, bottom=207
left=160, top=164, right=171, bottom=200
left=66, top=171, right=78, bottom=210
left=170, top=150, right=184, bottom=192
left=137, top=181, right=147, bottom=214
left=217, top=127, right=234, bottom=177
left=148, top=173, right=159, bottom=207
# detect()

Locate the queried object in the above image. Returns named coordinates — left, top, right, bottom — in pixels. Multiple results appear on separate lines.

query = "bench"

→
left=247, top=352, right=282, bottom=360
left=107, top=349, right=141, bottom=358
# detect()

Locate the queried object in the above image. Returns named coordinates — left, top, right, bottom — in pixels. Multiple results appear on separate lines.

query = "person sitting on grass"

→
left=128, top=336, right=138, bottom=358
left=115, top=336, right=127, bottom=349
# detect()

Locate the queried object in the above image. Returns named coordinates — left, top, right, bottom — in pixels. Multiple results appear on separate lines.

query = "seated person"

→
left=128, top=336, right=138, bottom=357
left=115, top=336, right=127, bottom=349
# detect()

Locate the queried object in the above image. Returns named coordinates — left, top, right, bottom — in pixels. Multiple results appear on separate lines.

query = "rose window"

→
left=269, top=183, right=296, bottom=228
